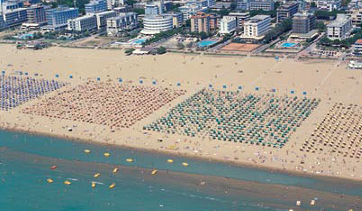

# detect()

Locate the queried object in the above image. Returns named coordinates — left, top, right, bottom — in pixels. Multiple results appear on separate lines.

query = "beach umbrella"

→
left=152, top=80, right=157, bottom=85
left=139, top=80, right=143, bottom=84
left=303, top=91, right=307, bottom=95
left=223, top=85, right=227, bottom=89
left=69, top=75, right=73, bottom=79
left=255, top=87, right=259, bottom=91
left=119, top=78, right=123, bottom=83
left=177, top=82, right=181, bottom=86
left=97, top=77, right=101, bottom=81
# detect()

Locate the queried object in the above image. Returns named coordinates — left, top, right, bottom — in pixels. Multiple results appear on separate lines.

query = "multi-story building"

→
left=141, top=14, right=173, bottom=34
left=237, top=0, right=274, bottom=11
left=347, top=8, right=362, bottom=26
left=316, top=0, right=341, bottom=12
left=113, top=6, right=132, bottom=14
left=106, top=12, right=138, bottom=36
left=179, top=3, right=207, bottom=20
left=190, top=12, right=210, bottom=33
left=85, top=0, right=108, bottom=15
left=45, top=6, right=79, bottom=29
left=95, top=10, right=116, bottom=30
left=327, top=14, right=352, bottom=40
left=133, top=2, right=147, bottom=9
left=67, top=15, right=97, bottom=31
left=25, top=4, right=47, bottom=25
left=2, top=8, right=28, bottom=27
left=276, top=1, right=299, bottom=23
left=145, top=4, right=160, bottom=15
left=172, top=12, right=183, bottom=28
left=219, top=16, right=237, bottom=34
left=292, top=12, right=316, bottom=34
left=250, top=0, right=274, bottom=11
left=228, top=12, right=250, bottom=28
left=242, top=15, right=271, bottom=39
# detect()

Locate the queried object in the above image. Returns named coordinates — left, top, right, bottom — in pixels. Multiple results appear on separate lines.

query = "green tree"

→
left=177, top=42, right=185, bottom=49
left=156, top=46, right=167, bottom=54
left=317, top=21, right=326, bottom=32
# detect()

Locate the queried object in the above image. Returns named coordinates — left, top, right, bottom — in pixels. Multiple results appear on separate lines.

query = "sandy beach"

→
left=0, top=44, right=361, bottom=181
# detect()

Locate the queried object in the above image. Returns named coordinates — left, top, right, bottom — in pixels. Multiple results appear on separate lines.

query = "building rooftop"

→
left=355, top=39, right=362, bottom=44
left=248, top=15, right=270, bottom=23
left=327, top=14, right=351, bottom=27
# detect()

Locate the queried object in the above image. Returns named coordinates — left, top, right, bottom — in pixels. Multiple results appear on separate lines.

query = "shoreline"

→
left=3, top=125, right=362, bottom=185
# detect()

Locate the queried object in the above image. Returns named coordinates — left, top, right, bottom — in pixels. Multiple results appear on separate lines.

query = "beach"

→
left=0, top=44, right=361, bottom=182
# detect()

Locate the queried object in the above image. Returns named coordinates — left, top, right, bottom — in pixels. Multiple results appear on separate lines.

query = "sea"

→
left=0, top=130, right=361, bottom=211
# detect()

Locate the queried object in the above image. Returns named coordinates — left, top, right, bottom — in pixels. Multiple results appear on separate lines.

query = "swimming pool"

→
left=132, top=38, right=146, bottom=44
left=197, top=40, right=217, bottom=47
left=281, top=42, right=297, bottom=48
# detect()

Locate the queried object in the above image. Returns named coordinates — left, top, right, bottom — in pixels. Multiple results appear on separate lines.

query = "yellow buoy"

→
left=91, top=182, right=96, bottom=188
left=348, top=209, right=353, bottom=211
left=47, top=178, right=53, bottom=183
left=94, top=173, right=101, bottom=178
left=64, top=180, right=71, bottom=185
left=104, top=152, right=111, bottom=157
left=167, top=159, right=173, bottom=163
left=182, top=162, right=189, bottom=167
left=113, top=167, right=119, bottom=173
left=151, top=170, right=158, bottom=175
left=126, top=158, right=133, bottom=163
left=84, top=149, right=91, bottom=154
left=109, top=183, right=116, bottom=189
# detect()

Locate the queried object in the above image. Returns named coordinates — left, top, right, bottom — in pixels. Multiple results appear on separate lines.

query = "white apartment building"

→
left=316, top=0, right=341, bottom=12
left=106, top=12, right=138, bottom=36
left=219, top=16, right=237, bottom=34
left=141, top=14, right=173, bottom=34
left=95, top=10, right=117, bottom=30
left=327, top=14, right=352, bottom=40
left=242, top=15, right=271, bottom=39
left=67, top=15, right=97, bottom=32
left=347, top=8, right=362, bottom=26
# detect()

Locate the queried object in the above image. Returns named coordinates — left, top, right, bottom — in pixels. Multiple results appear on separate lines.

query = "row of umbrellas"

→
left=144, top=89, right=319, bottom=148
left=301, top=103, right=362, bottom=159
left=0, top=76, right=67, bottom=111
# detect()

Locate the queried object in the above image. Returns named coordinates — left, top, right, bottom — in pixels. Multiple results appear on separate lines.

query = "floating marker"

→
left=64, top=180, right=71, bottom=185
left=167, top=159, right=174, bottom=163
left=91, top=182, right=96, bottom=188
left=94, top=173, right=100, bottom=178
left=182, top=162, right=189, bottom=167
left=109, top=183, right=116, bottom=189
left=126, top=158, right=133, bottom=163
left=47, top=178, right=53, bottom=183
left=104, top=152, right=111, bottom=157
left=113, top=167, right=119, bottom=173
left=151, top=170, right=158, bottom=175
left=84, top=149, right=91, bottom=154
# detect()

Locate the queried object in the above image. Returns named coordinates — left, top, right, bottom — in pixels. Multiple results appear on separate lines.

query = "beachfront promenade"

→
left=0, top=45, right=361, bottom=182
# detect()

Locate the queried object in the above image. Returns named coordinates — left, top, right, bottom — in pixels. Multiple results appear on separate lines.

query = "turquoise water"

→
left=1, top=130, right=362, bottom=211
left=133, top=39, right=146, bottom=44
left=197, top=40, right=217, bottom=47
left=281, top=43, right=296, bottom=48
